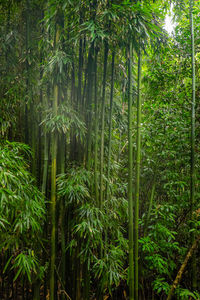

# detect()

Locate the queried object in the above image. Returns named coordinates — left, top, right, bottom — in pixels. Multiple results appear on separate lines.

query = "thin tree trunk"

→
left=134, top=44, right=142, bottom=300
left=128, top=42, right=134, bottom=300
left=167, top=235, right=200, bottom=300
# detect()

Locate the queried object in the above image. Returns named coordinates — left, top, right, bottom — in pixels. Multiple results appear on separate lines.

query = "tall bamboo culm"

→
left=94, top=49, right=99, bottom=205
left=134, top=43, right=142, bottom=300
left=106, top=52, right=115, bottom=201
left=50, top=25, right=59, bottom=300
left=189, top=0, right=196, bottom=290
left=99, top=41, right=108, bottom=209
left=25, top=0, right=30, bottom=145
left=128, top=42, right=134, bottom=300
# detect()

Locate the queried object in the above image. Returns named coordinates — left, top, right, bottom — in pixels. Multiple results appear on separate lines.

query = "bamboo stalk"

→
left=50, top=24, right=59, bottom=300
left=144, top=180, right=156, bottom=237
left=86, top=43, right=94, bottom=170
left=189, top=0, right=196, bottom=290
left=134, top=42, right=142, bottom=300
left=106, top=51, right=115, bottom=201
left=94, top=48, right=99, bottom=205
left=60, top=132, right=66, bottom=300
left=128, top=42, right=134, bottom=300
left=99, top=41, right=109, bottom=209
left=25, top=0, right=30, bottom=145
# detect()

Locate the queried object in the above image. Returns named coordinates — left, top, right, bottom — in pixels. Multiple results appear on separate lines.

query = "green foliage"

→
left=5, top=250, right=39, bottom=282
left=0, top=141, right=45, bottom=282
left=44, top=50, right=72, bottom=83
left=57, top=166, right=91, bottom=205
left=93, top=245, right=125, bottom=294
left=140, top=203, right=183, bottom=296
left=153, top=277, right=170, bottom=295
left=176, top=288, right=200, bottom=300
left=41, top=104, right=86, bottom=139
left=0, top=142, right=45, bottom=238
left=57, top=164, right=128, bottom=294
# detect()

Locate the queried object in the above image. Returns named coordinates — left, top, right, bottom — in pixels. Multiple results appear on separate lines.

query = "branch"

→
left=167, top=235, right=200, bottom=300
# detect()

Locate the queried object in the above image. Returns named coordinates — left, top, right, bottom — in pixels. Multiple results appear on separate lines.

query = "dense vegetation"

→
left=0, top=0, right=200, bottom=299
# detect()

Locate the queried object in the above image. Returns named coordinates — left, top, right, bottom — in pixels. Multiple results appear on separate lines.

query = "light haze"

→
left=164, top=5, right=176, bottom=35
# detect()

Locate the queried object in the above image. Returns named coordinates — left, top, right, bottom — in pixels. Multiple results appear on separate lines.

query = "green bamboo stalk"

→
left=144, top=180, right=155, bottom=237
left=86, top=43, right=94, bottom=170
left=41, top=4, right=51, bottom=195
left=134, top=43, right=142, bottom=300
left=60, top=132, right=66, bottom=300
left=98, top=40, right=109, bottom=300
left=77, top=27, right=83, bottom=108
left=106, top=51, right=115, bottom=201
left=189, top=0, right=196, bottom=290
left=69, top=61, right=76, bottom=162
left=128, top=42, right=134, bottom=300
left=42, top=129, right=49, bottom=195
left=50, top=88, right=58, bottom=300
left=50, top=25, right=59, bottom=300
left=77, top=14, right=83, bottom=162
left=99, top=41, right=108, bottom=209
left=25, top=0, right=30, bottom=145
left=31, top=102, right=37, bottom=177
left=75, top=241, right=81, bottom=300
left=37, top=22, right=44, bottom=187
left=94, top=48, right=99, bottom=205
left=33, top=279, right=40, bottom=300
left=32, top=14, right=45, bottom=298
left=84, top=43, right=96, bottom=300
left=42, top=26, right=50, bottom=299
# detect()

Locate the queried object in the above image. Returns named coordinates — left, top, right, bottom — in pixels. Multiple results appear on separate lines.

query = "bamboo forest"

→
left=1, top=0, right=200, bottom=299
